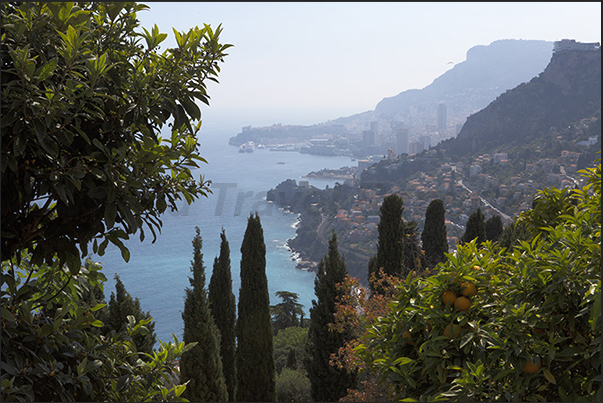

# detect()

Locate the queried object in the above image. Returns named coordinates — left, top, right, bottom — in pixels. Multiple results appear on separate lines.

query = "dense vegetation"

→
left=1, top=2, right=230, bottom=401
left=335, top=163, right=601, bottom=401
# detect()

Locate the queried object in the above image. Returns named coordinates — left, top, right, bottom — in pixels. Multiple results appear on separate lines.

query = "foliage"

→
left=236, top=214, right=276, bottom=402
left=274, top=326, right=308, bottom=375
left=421, top=199, right=449, bottom=268
left=180, top=227, right=227, bottom=402
left=402, top=220, right=426, bottom=273
left=485, top=214, right=504, bottom=243
left=275, top=368, right=312, bottom=402
left=208, top=229, right=237, bottom=402
left=271, top=291, right=304, bottom=333
left=329, top=270, right=406, bottom=401
left=461, top=207, right=486, bottom=246
left=499, top=219, right=530, bottom=250
left=351, top=163, right=601, bottom=401
left=368, top=194, right=405, bottom=291
left=104, top=274, right=156, bottom=356
left=1, top=2, right=231, bottom=271
left=1, top=255, right=193, bottom=402
left=305, top=232, right=356, bottom=402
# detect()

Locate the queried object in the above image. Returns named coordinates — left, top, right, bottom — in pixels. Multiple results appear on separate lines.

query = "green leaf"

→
left=90, top=320, right=103, bottom=327
left=90, top=303, right=106, bottom=312
left=589, top=288, right=600, bottom=332
left=35, top=57, right=58, bottom=81
left=543, top=368, right=556, bottom=384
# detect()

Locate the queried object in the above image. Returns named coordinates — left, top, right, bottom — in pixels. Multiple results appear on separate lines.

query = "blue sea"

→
left=93, top=125, right=353, bottom=347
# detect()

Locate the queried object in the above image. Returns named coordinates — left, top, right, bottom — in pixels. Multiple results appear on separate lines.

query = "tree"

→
left=208, top=229, right=237, bottom=402
left=421, top=199, right=449, bottom=268
left=485, top=214, right=504, bottom=242
left=271, top=291, right=304, bottom=333
left=402, top=220, right=426, bottom=273
left=104, top=274, right=156, bottom=356
left=346, top=163, right=601, bottom=402
left=499, top=219, right=530, bottom=249
left=275, top=368, right=311, bottom=402
left=273, top=326, right=309, bottom=376
left=368, top=194, right=404, bottom=290
left=1, top=256, right=193, bottom=402
left=460, top=207, right=486, bottom=245
left=305, top=232, right=356, bottom=402
left=236, top=213, right=276, bottom=402
left=1, top=2, right=232, bottom=272
left=180, top=227, right=228, bottom=402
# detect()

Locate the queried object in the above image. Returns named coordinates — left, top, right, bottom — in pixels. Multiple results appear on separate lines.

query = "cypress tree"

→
left=180, top=227, right=228, bottom=402
left=104, top=274, right=156, bottom=356
left=485, top=214, right=504, bottom=243
left=305, top=232, right=356, bottom=402
left=421, top=198, right=449, bottom=268
left=402, top=220, right=426, bottom=273
left=236, top=213, right=276, bottom=402
left=368, top=194, right=404, bottom=288
left=461, top=207, right=487, bottom=246
left=208, top=229, right=237, bottom=402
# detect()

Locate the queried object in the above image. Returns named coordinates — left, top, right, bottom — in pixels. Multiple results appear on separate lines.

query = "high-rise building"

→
left=370, top=121, right=379, bottom=145
left=420, top=135, right=432, bottom=150
left=363, top=130, right=376, bottom=148
left=396, top=127, right=409, bottom=155
left=437, top=103, right=446, bottom=132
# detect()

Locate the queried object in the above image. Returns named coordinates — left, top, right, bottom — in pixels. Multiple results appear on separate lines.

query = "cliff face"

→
left=453, top=48, right=601, bottom=154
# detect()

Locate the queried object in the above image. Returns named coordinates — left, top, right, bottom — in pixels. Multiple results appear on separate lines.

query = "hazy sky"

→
left=135, top=2, right=601, bottom=130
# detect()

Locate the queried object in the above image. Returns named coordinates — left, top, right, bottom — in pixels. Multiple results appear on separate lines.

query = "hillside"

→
left=450, top=48, right=601, bottom=155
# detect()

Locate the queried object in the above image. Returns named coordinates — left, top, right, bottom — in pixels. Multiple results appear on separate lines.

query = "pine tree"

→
left=180, top=227, right=228, bottom=402
left=235, top=214, right=276, bottom=402
left=271, top=291, right=304, bottom=333
left=421, top=198, right=449, bottom=268
left=368, top=194, right=404, bottom=289
left=208, top=229, right=237, bottom=402
left=485, top=214, right=504, bottom=243
left=104, top=274, right=156, bottom=356
left=305, top=232, right=356, bottom=402
left=461, top=207, right=487, bottom=245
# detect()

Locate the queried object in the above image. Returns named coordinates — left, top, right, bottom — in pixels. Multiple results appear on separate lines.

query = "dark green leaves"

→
left=1, top=1, right=231, bottom=269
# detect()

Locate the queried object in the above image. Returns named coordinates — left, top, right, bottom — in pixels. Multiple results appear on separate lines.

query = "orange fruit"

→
left=442, top=290, right=457, bottom=306
left=472, top=265, right=482, bottom=270
left=444, top=324, right=462, bottom=338
left=460, top=282, right=477, bottom=298
left=523, top=357, right=541, bottom=373
left=454, top=296, right=471, bottom=312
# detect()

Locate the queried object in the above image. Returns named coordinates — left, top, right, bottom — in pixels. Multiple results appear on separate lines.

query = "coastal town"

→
left=283, top=128, right=598, bottom=271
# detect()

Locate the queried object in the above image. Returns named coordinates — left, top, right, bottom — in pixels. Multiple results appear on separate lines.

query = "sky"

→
left=135, top=2, right=602, bottom=131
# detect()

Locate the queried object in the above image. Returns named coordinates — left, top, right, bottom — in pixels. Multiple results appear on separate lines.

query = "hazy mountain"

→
left=334, top=39, right=554, bottom=128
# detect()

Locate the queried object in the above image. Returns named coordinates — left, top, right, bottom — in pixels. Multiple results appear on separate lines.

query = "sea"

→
left=93, top=124, right=354, bottom=347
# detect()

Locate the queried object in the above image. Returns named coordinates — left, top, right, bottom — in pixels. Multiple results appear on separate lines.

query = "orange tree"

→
left=351, top=163, right=601, bottom=402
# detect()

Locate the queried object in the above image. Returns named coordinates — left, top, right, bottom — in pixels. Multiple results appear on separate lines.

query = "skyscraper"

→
left=370, top=121, right=379, bottom=145
left=396, top=127, right=409, bottom=155
left=437, top=103, right=446, bottom=132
